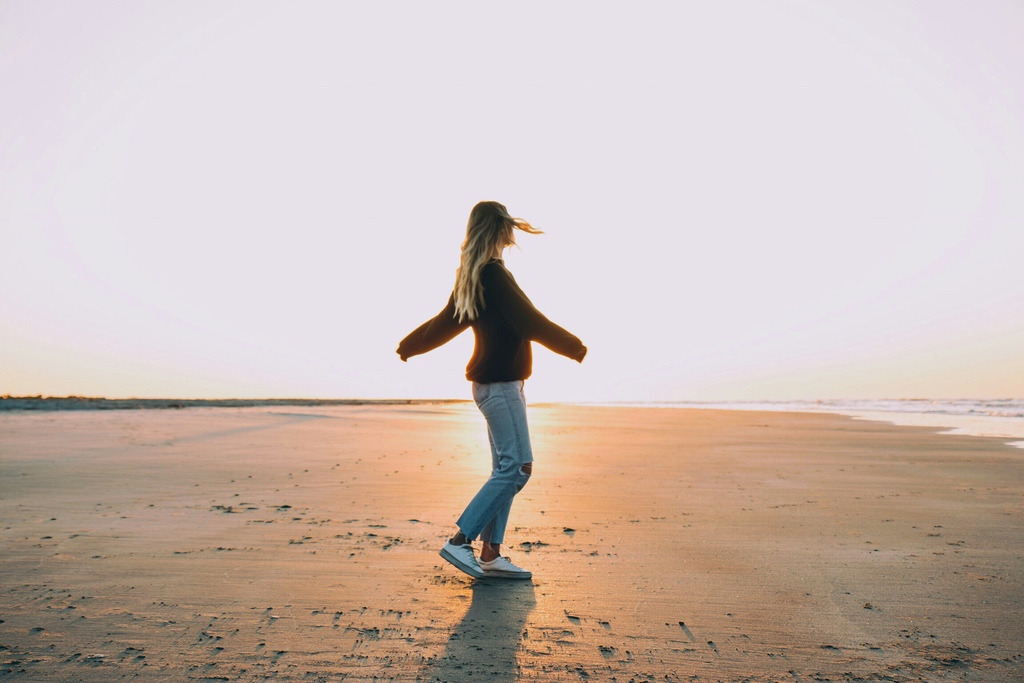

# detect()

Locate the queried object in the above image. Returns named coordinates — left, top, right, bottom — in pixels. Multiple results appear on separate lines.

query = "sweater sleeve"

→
left=483, top=265, right=587, bottom=362
left=396, top=293, right=468, bottom=361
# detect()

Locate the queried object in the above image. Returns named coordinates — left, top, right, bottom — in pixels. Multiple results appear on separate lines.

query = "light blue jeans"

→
left=457, top=380, right=533, bottom=545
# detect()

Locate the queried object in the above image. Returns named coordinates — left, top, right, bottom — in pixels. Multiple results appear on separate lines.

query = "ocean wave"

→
left=695, top=399, right=1024, bottom=420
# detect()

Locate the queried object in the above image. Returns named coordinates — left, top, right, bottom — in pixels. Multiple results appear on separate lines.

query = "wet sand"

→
left=1, top=404, right=1022, bottom=681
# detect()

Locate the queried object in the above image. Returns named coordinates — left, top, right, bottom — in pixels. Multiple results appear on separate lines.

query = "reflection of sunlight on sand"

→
left=415, top=403, right=493, bottom=477
left=426, top=403, right=597, bottom=537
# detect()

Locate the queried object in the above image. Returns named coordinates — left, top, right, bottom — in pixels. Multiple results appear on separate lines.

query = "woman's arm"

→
left=483, top=265, right=587, bottom=362
left=397, top=293, right=468, bottom=361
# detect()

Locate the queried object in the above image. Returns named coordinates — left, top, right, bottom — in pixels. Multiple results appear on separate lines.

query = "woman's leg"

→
left=456, top=381, right=533, bottom=545
left=479, top=461, right=533, bottom=561
left=476, top=421, right=506, bottom=550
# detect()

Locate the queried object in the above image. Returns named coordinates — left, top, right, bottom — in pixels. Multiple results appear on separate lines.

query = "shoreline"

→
left=8, top=395, right=1021, bottom=450
left=9, top=395, right=1024, bottom=448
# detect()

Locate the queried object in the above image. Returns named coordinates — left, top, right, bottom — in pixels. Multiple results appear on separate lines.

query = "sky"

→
left=1, top=1, right=1022, bottom=402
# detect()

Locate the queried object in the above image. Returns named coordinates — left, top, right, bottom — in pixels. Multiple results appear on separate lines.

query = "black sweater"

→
left=397, top=260, right=586, bottom=382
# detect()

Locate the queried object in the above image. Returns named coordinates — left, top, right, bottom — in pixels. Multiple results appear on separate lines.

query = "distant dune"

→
left=0, top=396, right=467, bottom=411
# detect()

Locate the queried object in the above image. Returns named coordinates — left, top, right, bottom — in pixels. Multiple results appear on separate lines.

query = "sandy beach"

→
left=1, top=403, right=1022, bottom=681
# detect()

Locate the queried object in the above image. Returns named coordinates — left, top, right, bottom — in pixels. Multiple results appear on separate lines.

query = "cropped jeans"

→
left=457, top=380, right=533, bottom=545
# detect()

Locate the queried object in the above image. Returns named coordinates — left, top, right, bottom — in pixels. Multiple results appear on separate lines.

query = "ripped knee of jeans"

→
left=511, top=461, right=532, bottom=493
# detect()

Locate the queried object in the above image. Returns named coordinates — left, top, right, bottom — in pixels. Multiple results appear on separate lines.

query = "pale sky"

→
left=2, top=1, right=1022, bottom=402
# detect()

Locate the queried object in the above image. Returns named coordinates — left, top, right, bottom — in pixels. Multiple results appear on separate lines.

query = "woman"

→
left=397, top=201, right=587, bottom=579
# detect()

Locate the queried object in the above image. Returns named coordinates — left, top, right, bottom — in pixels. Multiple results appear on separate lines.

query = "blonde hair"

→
left=453, top=201, right=542, bottom=322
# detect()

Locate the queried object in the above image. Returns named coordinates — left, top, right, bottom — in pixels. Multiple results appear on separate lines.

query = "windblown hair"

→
left=453, top=201, right=542, bottom=322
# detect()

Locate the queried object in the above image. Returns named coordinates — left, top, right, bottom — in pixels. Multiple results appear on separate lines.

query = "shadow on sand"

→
left=421, top=580, right=536, bottom=682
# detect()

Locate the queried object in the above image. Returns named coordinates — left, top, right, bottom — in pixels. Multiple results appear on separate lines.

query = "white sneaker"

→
left=478, top=555, right=533, bottom=579
left=440, top=541, right=484, bottom=579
